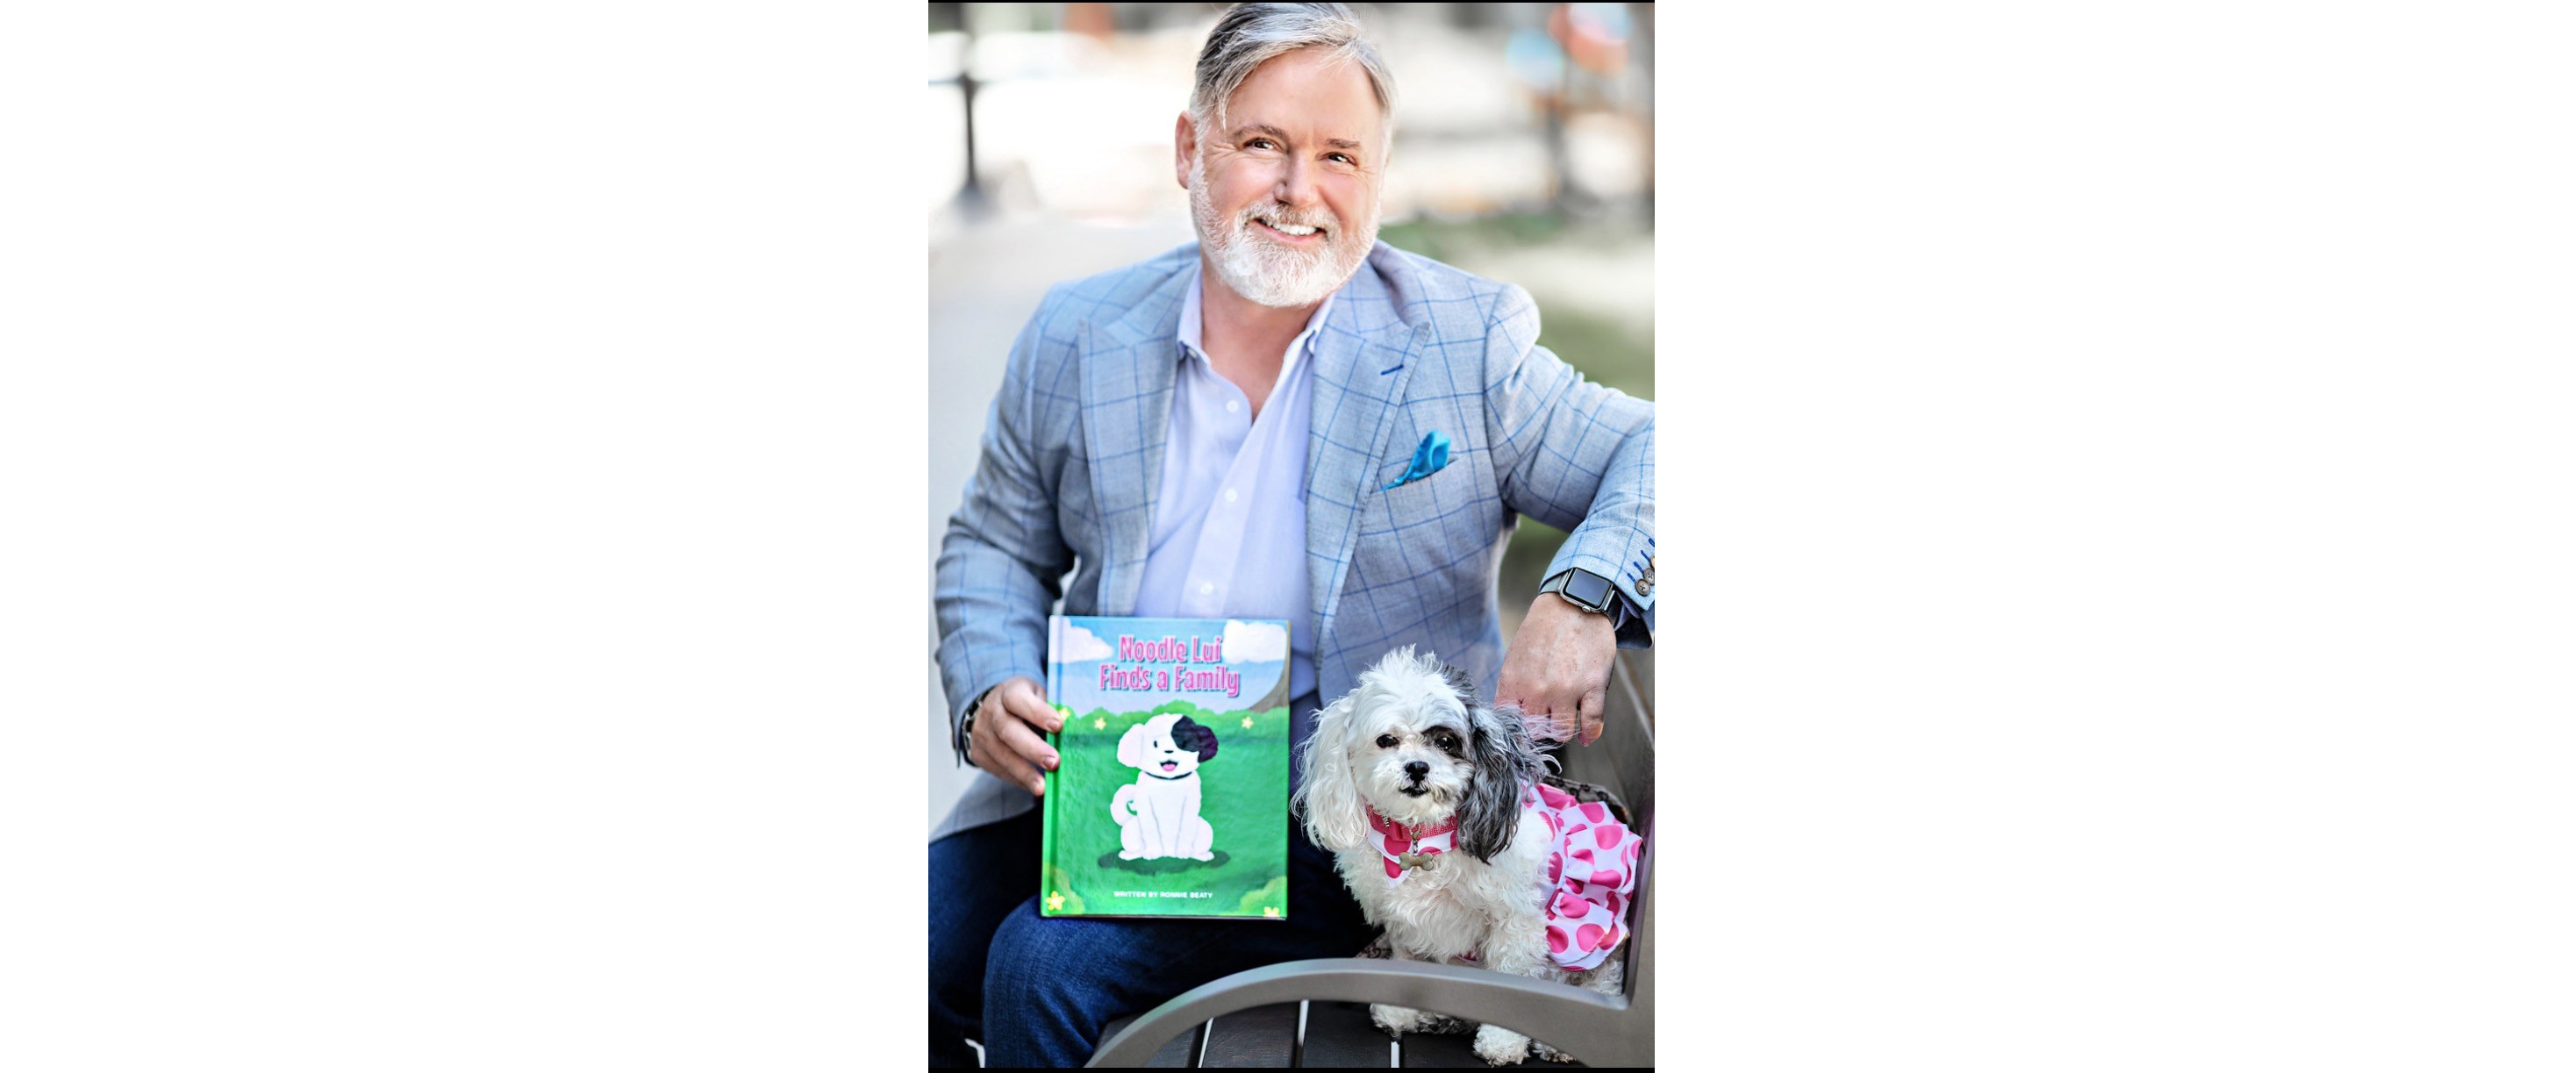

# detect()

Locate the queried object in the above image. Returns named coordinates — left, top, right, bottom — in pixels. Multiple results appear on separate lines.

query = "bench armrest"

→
left=1086, top=958, right=1641, bottom=1068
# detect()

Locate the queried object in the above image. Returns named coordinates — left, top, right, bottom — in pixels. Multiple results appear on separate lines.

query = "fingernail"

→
left=1046, top=755, right=1060, bottom=769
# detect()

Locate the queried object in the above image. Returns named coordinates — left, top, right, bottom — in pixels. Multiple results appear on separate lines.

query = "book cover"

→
left=1040, top=615, right=1292, bottom=919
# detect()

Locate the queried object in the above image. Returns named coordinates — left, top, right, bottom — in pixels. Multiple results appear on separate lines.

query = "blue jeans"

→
left=927, top=806, right=1376, bottom=1067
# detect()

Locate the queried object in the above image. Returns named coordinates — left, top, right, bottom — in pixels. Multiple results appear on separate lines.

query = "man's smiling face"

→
left=1179, top=46, right=1385, bottom=309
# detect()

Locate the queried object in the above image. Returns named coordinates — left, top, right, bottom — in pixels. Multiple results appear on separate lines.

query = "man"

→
left=928, top=4, right=1654, bottom=1066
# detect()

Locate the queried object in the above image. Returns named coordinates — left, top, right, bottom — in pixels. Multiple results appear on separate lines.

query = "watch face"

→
left=1564, top=570, right=1613, bottom=610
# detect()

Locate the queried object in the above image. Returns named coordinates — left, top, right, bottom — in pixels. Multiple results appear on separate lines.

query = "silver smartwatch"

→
left=1538, top=568, right=1619, bottom=614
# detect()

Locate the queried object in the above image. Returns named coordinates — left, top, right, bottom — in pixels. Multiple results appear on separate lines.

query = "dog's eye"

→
left=1374, top=733, right=1398, bottom=748
left=1433, top=733, right=1459, bottom=752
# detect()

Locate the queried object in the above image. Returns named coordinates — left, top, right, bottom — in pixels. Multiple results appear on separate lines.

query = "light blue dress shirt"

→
left=1130, top=267, right=1335, bottom=703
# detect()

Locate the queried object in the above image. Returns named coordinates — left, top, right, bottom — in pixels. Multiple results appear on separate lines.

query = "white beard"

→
left=1190, top=152, right=1379, bottom=309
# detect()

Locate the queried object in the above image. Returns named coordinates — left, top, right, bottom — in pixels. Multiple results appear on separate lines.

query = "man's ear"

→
left=1173, top=111, right=1197, bottom=191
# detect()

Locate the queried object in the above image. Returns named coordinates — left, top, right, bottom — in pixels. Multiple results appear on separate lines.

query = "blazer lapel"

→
left=1305, top=257, right=1426, bottom=677
left=1080, top=273, right=1187, bottom=615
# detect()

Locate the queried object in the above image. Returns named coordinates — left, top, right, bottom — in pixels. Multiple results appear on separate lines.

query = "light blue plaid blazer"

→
left=934, top=241, right=1653, bottom=836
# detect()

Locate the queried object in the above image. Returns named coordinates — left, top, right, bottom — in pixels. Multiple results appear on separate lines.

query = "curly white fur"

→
left=1294, top=647, right=1627, bottom=1066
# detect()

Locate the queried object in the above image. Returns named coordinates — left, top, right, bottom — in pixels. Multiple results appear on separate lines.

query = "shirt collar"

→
left=1177, top=263, right=1338, bottom=385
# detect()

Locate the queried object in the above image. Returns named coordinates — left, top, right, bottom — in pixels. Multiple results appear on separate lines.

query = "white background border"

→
left=4, top=2, right=2570, bottom=1067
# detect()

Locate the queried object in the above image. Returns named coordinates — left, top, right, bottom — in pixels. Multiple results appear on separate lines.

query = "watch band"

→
left=1539, top=568, right=1618, bottom=614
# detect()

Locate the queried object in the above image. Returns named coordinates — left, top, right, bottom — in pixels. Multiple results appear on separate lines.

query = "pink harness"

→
left=1363, top=782, right=1641, bottom=972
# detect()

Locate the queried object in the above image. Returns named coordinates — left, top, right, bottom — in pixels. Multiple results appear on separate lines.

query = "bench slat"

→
left=1297, top=1001, right=1395, bottom=1068
left=1098, top=1012, right=1199, bottom=1067
left=1200, top=1003, right=1298, bottom=1068
left=1620, top=647, right=1654, bottom=727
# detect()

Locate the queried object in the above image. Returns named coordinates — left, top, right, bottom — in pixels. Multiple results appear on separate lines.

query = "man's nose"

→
left=1273, top=154, right=1318, bottom=209
left=1403, top=761, right=1430, bottom=778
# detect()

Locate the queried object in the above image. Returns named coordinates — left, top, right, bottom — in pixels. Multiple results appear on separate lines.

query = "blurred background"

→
left=928, top=3, right=1654, bottom=827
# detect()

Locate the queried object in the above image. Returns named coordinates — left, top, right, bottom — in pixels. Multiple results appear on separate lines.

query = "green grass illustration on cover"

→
left=1041, top=615, right=1292, bottom=919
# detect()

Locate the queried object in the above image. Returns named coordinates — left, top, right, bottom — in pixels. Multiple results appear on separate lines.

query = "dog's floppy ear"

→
left=1170, top=716, right=1220, bottom=762
left=1116, top=721, right=1149, bottom=769
left=1293, top=692, right=1369, bottom=851
left=1456, top=694, right=1546, bottom=862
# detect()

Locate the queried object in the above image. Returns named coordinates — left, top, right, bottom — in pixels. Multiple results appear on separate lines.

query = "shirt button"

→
left=1225, top=398, right=1241, bottom=414
left=1222, top=488, right=1238, bottom=504
left=1199, top=582, right=1215, bottom=596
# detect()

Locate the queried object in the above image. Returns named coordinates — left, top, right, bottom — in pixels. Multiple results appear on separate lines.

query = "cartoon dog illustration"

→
left=1111, top=713, right=1221, bottom=861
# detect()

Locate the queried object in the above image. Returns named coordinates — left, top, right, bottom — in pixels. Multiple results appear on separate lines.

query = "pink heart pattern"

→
left=1385, top=785, right=1642, bottom=972
left=1527, top=783, right=1642, bottom=972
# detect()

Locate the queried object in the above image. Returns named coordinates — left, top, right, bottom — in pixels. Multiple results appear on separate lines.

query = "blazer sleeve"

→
left=934, top=302, right=1077, bottom=761
left=1480, top=284, right=1657, bottom=647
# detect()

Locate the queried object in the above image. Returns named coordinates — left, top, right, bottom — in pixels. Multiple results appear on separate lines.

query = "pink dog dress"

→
left=1363, top=781, right=1641, bottom=972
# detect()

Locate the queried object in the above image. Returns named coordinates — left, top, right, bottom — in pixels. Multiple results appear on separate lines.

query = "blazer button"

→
left=1635, top=576, right=1653, bottom=597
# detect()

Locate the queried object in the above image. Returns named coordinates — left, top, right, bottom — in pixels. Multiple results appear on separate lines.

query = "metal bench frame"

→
left=1088, top=652, right=1656, bottom=1067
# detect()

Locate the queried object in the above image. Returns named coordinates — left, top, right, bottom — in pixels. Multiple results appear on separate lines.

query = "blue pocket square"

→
left=1383, top=430, right=1451, bottom=490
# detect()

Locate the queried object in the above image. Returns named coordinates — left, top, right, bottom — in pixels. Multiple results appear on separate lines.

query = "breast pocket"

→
left=1369, top=464, right=1448, bottom=527
left=1356, top=445, right=1496, bottom=568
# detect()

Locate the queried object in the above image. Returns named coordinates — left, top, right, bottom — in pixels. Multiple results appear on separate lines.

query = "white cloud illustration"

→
left=1052, top=620, right=1116, bottom=662
left=1223, top=620, right=1289, bottom=662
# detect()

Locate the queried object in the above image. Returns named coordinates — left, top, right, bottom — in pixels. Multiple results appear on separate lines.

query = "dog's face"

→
left=1119, top=713, right=1220, bottom=779
left=1296, top=647, right=1545, bottom=861
left=1343, top=663, right=1480, bottom=828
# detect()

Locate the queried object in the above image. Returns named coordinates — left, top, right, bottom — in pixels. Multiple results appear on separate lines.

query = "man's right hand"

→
left=967, top=676, right=1061, bottom=797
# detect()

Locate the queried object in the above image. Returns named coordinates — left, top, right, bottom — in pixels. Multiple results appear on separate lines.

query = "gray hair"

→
left=1191, top=4, right=1397, bottom=147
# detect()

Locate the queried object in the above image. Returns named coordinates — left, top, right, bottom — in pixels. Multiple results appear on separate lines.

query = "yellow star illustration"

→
left=1263, top=905, right=1278, bottom=918
left=1046, top=891, right=1065, bottom=912
left=1093, top=716, right=1107, bottom=730
left=1241, top=716, right=1256, bottom=729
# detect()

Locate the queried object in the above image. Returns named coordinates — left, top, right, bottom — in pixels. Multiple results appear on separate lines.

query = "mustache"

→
left=1234, top=201, right=1338, bottom=237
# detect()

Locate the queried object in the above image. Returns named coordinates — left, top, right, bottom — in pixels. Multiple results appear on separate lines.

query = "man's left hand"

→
left=1496, top=592, right=1619, bottom=746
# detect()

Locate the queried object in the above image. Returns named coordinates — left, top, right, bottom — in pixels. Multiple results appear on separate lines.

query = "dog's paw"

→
left=1530, top=1039, right=1574, bottom=1063
left=1370, top=1003, right=1428, bottom=1037
left=1189, top=851, right=1213, bottom=861
left=1117, top=850, right=1141, bottom=860
left=1470, top=1023, right=1530, bottom=1066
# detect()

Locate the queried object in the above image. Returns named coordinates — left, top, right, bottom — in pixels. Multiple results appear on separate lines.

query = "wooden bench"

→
left=1087, top=650, right=1656, bottom=1068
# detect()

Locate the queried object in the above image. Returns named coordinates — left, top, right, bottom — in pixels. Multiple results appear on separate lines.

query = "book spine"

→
left=1041, top=616, right=1062, bottom=913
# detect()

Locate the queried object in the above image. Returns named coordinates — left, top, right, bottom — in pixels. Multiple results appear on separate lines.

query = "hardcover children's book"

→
left=1039, top=615, right=1292, bottom=919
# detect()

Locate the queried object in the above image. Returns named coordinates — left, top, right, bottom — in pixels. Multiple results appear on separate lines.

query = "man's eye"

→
left=1247, top=139, right=1275, bottom=150
left=1327, top=153, right=1354, bottom=164
left=1375, top=734, right=1398, bottom=748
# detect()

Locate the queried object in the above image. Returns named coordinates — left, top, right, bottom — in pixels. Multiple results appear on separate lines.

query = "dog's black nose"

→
left=1403, top=761, right=1430, bottom=779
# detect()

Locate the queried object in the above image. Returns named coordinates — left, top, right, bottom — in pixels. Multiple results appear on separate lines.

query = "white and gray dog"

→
left=1295, top=647, right=1638, bottom=1066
